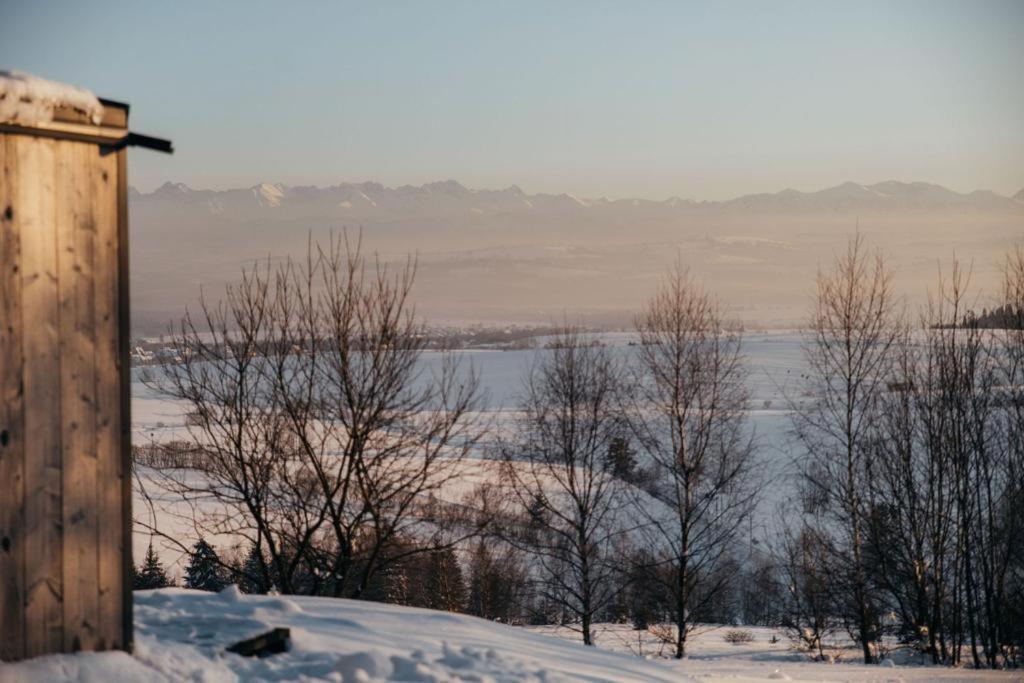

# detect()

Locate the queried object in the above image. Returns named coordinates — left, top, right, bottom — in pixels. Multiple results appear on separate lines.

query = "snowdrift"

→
left=0, top=587, right=688, bottom=682
left=2, top=587, right=1018, bottom=682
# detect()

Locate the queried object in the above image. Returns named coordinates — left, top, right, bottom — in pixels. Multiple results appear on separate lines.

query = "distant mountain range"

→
left=128, top=178, right=1024, bottom=334
left=131, top=179, right=1024, bottom=218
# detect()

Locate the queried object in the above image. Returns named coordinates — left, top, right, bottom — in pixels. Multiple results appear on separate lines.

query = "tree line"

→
left=779, top=238, right=1024, bottom=667
left=136, top=233, right=1024, bottom=668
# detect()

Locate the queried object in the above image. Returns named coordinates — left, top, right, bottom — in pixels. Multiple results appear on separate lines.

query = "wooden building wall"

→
left=0, top=123, right=132, bottom=661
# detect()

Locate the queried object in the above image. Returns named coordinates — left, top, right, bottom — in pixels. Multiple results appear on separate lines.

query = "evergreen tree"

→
left=237, top=543, right=272, bottom=594
left=361, top=541, right=414, bottom=604
left=426, top=547, right=467, bottom=612
left=626, top=550, right=666, bottom=631
left=184, top=538, right=227, bottom=592
left=134, top=543, right=173, bottom=590
left=604, top=437, right=637, bottom=483
left=468, top=541, right=495, bottom=618
left=382, top=560, right=411, bottom=605
left=468, top=541, right=528, bottom=624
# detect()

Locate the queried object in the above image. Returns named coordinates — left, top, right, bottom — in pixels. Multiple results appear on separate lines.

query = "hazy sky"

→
left=2, top=1, right=1022, bottom=199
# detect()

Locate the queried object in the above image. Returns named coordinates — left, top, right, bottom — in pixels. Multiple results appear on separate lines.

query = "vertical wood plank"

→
left=0, top=134, right=27, bottom=662
left=58, top=140, right=99, bottom=651
left=117, top=146, right=133, bottom=652
left=19, top=135, right=64, bottom=658
left=93, top=145, right=123, bottom=650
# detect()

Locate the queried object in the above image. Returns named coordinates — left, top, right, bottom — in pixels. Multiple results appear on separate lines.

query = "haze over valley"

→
left=132, top=178, right=1024, bottom=333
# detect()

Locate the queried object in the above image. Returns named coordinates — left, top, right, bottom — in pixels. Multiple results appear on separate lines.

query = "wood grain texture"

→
left=58, top=141, right=99, bottom=652
left=19, top=134, right=65, bottom=658
left=0, top=127, right=132, bottom=661
left=93, top=146, right=123, bottom=650
left=0, top=130, right=27, bottom=662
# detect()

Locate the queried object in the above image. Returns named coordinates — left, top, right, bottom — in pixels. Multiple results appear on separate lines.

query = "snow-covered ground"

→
left=1, top=588, right=682, bottom=682
left=130, top=332, right=804, bottom=573
left=530, top=623, right=1020, bottom=682
left=31, top=332, right=1014, bottom=681
left=2, top=588, right=1016, bottom=682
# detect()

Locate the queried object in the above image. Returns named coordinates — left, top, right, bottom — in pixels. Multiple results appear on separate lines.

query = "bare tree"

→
left=776, top=522, right=838, bottom=661
left=998, top=246, right=1024, bottom=666
left=863, top=323, right=957, bottom=663
left=467, top=537, right=531, bottom=624
left=630, top=266, right=757, bottom=659
left=832, top=250, right=1024, bottom=669
left=921, top=260, right=1006, bottom=667
left=794, top=234, right=900, bottom=664
left=502, top=328, right=625, bottom=646
left=140, top=234, right=483, bottom=597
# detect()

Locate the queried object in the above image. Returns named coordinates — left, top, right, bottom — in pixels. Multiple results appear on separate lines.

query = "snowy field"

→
left=130, top=331, right=806, bottom=571
left=3, top=335, right=1015, bottom=680
left=2, top=588, right=1017, bottom=683
left=530, top=623, right=1023, bottom=682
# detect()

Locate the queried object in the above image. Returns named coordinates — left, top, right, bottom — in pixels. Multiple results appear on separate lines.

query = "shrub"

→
left=723, top=629, right=755, bottom=645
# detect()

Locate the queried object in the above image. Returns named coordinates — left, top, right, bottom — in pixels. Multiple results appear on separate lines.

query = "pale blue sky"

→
left=2, top=1, right=1022, bottom=198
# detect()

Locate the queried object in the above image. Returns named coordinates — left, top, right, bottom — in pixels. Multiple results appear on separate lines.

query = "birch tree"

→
left=630, top=266, right=757, bottom=659
left=794, top=234, right=900, bottom=663
left=503, top=328, right=624, bottom=646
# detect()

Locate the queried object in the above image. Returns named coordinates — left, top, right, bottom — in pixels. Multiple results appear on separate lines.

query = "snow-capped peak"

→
left=154, top=181, right=192, bottom=195
left=425, top=179, right=470, bottom=195
left=252, top=182, right=285, bottom=207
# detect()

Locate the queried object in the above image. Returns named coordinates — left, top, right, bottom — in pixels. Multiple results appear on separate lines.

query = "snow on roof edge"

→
left=0, top=69, right=105, bottom=126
